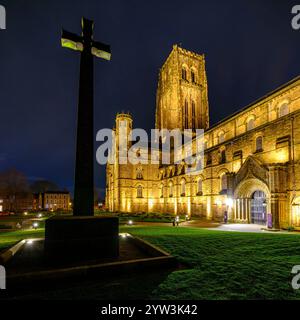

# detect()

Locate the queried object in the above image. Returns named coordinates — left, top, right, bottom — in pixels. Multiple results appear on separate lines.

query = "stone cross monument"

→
left=61, top=17, right=111, bottom=216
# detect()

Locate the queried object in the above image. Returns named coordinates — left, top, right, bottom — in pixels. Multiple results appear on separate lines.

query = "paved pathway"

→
left=208, top=223, right=266, bottom=233
left=132, top=220, right=297, bottom=234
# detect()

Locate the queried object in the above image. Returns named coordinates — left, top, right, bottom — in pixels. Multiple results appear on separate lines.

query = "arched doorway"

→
left=234, top=178, right=271, bottom=224
left=251, top=190, right=267, bottom=225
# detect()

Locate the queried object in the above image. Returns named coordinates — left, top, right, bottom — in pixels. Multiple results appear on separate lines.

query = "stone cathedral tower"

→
left=155, top=44, right=210, bottom=131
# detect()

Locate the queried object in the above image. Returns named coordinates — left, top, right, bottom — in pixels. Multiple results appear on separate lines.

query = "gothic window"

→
left=137, top=185, right=143, bottom=198
left=278, top=103, right=289, bottom=118
left=184, top=100, right=189, bottom=128
left=169, top=182, right=173, bottom=197
left=191, top=70, right=196, bottom=83
left=218, top=132, right=225, bottom=144
left=192, top=100, right=196, bottom=129
left=181, top=180, right=186, bottom=196
left=256, top=136, right=263, bottom=152
left=247, top=118, right=255, bottom=131
left=220, top=173, right=227, bottom=191
left=182, top=68, right=187, bottom=80
left=197, top=179, right=203, bottom=195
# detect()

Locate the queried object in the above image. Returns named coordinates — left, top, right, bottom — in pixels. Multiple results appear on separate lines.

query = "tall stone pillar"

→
left=271, top=196, right=280, bottom=229
left=246, top=198, right=251, bottom=223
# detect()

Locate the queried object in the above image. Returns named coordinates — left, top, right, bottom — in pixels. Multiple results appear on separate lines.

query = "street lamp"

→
left=225, top=198, right=233, bottom=208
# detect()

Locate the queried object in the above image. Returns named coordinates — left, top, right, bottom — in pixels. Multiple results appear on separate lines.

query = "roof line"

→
left=207, top=74, right=300, bottom=132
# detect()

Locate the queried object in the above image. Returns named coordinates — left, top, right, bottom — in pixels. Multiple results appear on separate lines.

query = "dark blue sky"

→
left=0, top=0, right=299, bottom=198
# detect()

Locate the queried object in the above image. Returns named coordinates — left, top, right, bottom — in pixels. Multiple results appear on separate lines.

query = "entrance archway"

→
left=251, top=190, right=267, bottom=225
left=234, top=178, right=271, bottom=224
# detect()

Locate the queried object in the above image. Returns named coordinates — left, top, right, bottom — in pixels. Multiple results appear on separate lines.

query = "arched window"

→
left=218, top=132, right=225, bottom=144
left=184, top=100, right=189, bottom=128
left=247, top=118, right=255, bottom=131
left=181, top=180, right=186, bottom=196
left=197, top=179, right=203, bottom=195
left=137, top=185, right=143, bottom=198
left=191, top=70, right=196, bottom=83
left=206, top=153, right=212, bottom=166
left=255, top=136, right=262, bottom=152
left=182, top=68, right=187, bottom=80
left=278, top=103, right=289, bottom=118
left=160, top=185, right=164, bottom=198
left=220, top=150, right=226, bottom=164
left=136, top=167, right=143, bottom=179
left=191, top=100, right=196, bottom=129
left=220, top=173, right=227, bottom=191
left=169, top=182, right=173, bottom=197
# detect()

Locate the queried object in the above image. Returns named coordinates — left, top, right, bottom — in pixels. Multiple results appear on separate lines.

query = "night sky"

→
left=1, top=0, right=300, bottom=199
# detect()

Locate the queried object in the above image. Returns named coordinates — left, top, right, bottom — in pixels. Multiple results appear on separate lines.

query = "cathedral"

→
left=106, top=45, right=300, bottom=229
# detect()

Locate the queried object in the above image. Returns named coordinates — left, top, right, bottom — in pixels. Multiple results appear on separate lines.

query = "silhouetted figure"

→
left=224, top=211, right=228, bottom=224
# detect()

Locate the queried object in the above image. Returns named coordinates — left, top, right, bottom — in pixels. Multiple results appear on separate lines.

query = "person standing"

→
left=224, top=211, right=228, bottom=224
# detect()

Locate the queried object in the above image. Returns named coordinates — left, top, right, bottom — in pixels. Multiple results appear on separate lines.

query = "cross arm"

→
left=91, top=40, right=111, bottom=61
left=61, top=29, right=83, bottom=51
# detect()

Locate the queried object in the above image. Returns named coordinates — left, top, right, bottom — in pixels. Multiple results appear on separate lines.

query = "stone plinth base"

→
left=44, top=216, right=119, bottom=260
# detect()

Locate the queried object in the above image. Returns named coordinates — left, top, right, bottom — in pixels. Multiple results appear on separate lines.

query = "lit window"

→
left=181, top=180, right=186, bottom=196
left=218, top=132, right=225, bottom=144
left=137, top=185, right=143, bottom=198
left=278, top=103, right=289, bottom=118
left=136, top=168, right=143, bottom=179
left=247, top=118, right=255, bottom=131
left=197, top=179, right=203, bottom=195
left=220, top=173, right=227, bottom=191
left=169, top=183, right=173, bottom=197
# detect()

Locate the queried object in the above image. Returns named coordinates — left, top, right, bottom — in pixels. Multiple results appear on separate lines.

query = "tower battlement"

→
left=155, top=46, right=210, bottom=131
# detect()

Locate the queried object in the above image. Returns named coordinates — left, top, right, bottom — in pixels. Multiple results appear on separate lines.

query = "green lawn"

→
left=0, top=229, right=44, bottom=250
left=1, top=225, right=300, bottom=299
left=122, top=226, right=300, bottom=300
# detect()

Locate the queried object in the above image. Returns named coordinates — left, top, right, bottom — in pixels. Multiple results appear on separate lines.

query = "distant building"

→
left=0, top=193, right=33, bottom=213
left=33, top=191, right=71, bottom=211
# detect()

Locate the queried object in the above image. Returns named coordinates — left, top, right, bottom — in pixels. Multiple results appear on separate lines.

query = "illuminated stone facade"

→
left=106, top=45, right=300, bottom=228
left=34, top=191, right=71, bottom=211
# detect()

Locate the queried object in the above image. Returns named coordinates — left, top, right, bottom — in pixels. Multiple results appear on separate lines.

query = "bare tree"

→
left=0, top=168, right=30, bottom=212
